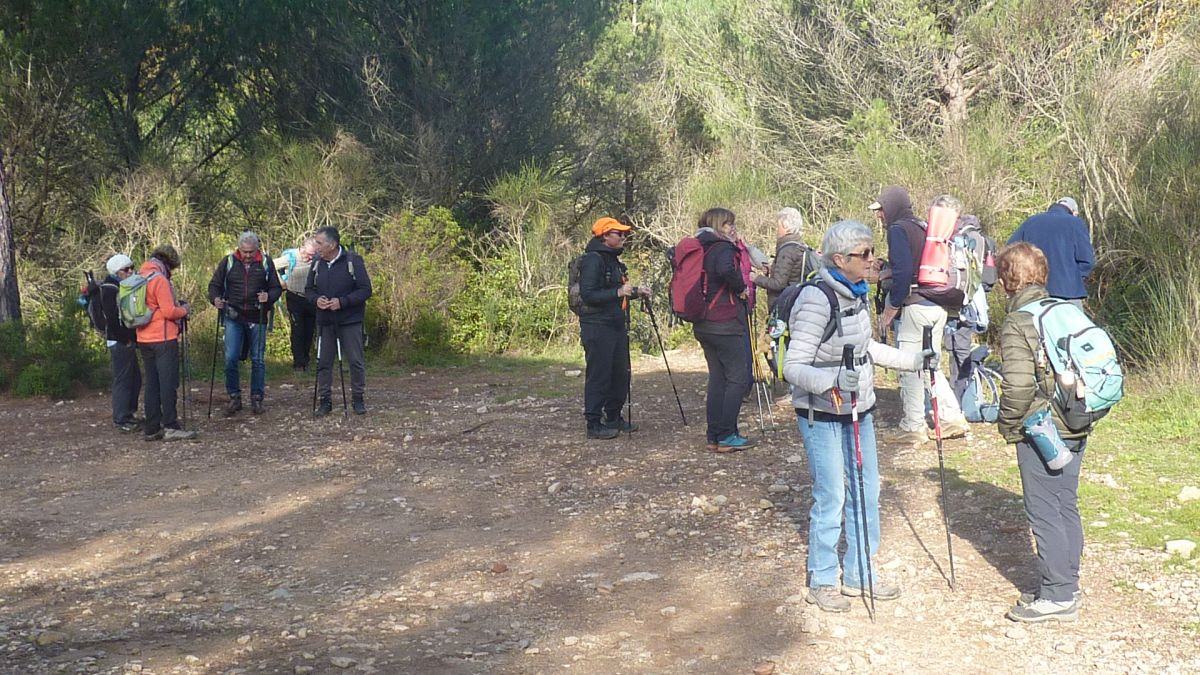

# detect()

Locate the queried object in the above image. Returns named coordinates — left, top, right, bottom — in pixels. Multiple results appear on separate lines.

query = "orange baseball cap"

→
left=591, top=217, right=632, bottom=237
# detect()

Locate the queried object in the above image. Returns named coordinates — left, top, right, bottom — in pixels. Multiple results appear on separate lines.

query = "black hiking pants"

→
left=109, top=341, right=142, bottom=426
left=1017, top=437, right=1087, bottom=603
left=580, top=322, right=630, bottom=426
left=696, top=330, right=752, bottom=443
left=316, top=322, right=366, bottom=401
left=140, top=340, right=181, bottom=434
left=286, top=291, right=316, bottom=369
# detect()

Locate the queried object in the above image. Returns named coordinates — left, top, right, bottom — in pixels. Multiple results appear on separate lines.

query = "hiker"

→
left=136, top=245, right=197, bottom=441
left=305, top=226, right=373, bottom=415
left=694, top=207, right=755, bottom=453
left=945, top=214, right=997, bottom=402
left=872, top=188, right=969, bottom=446
left=1006, top=197, right=1094, bottom=309
left=576, top=216, right=648, bottom=439
left=753, top=207, right=820, bottom=309
left=995, top=241, right=1089, bottom=623
left=275, top=237, right=319, bottom=372
left=101, top=254, right=142, bottom=432
left=207, top=231, right=283, bottom=416
left=782, top=219, right=933, bottom=613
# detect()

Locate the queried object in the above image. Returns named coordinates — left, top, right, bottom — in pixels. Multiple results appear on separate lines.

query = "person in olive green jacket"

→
left=753, top=207, right=820, bottom=310
left=995, top=241, right=1090, bottom=625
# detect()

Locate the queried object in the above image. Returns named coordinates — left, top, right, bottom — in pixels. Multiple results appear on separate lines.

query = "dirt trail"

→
left=0, top=351, right=1196, bottom=674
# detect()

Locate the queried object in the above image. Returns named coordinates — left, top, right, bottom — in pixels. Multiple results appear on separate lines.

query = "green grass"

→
left=949, top=381, right=1200, bottom=569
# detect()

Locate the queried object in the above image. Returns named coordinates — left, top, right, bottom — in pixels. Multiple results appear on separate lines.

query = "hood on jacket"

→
left=1006, top=283, right=1049, bottom=313
left=776, top=233, right=807, bottom=248
left=585, top=236, right=624, bottom=256
left=140, top=258, right=169, bottom=279
left=696, top=228, right=732, bottom=247
left=877, top=186, right=915, bottom=223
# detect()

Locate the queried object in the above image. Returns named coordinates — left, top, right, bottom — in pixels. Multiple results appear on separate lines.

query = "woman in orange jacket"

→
left=136, top=245, right=197, bottom=441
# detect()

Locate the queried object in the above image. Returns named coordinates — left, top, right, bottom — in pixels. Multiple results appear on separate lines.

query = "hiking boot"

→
left=1018, top=590, right=1080, bottom=609
left=717, top=433, right=756, bottom=451
left=602, top=414, right=638, bottom=433
left=143, top=429, right=164, bottom=442
left=225, top=395, right=242, bottom=417
left=841, top=579, right=902, bottom=601
left=929, top=419, right=969, bottom=440
left=1006, top=597, right=1078, bottom=623
left=805, top=586, right=851, bottom=613
left=116, top=421, right=141, bottom=433
left=314, top=399, right=333, bottom=417
left=893, top=430, right=928, bottom=448
left=352, top=396, right=367, bottom=415
left=587, top=424, right=620, bottom=440
left=251, top=395, right=264, bottom=415
left=163, top=428, right=198, bottom=442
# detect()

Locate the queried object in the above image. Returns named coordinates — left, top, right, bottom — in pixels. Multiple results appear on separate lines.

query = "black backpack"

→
left=83, top=271, right=111, bottom=337
left=567, top=252, right=605, bottom=316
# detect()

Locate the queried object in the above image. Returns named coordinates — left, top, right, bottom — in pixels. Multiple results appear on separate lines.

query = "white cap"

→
left=1056, top=197, right=1079, bottom=215
left=106, top=254, right=134, bottom=276
left=868, top=201, right=882, bottom=211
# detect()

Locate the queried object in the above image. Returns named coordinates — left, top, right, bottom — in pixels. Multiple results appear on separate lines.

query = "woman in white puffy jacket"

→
left=782, top=219, right=932, bottom=613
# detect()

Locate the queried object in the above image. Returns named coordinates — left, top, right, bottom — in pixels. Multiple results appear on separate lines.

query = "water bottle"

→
left=1022, top=407, right=1073, bottom=470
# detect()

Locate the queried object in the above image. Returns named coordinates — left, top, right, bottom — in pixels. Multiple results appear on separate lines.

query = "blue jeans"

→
left=797, top=411, right=881, bottom=588
left=224, top=319, right=267, bottom=398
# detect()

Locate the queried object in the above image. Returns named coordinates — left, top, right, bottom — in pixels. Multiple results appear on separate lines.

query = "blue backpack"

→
left=962, top=362, right=1001, bottom=423
left=1018, top=298, right=1124, bottom=431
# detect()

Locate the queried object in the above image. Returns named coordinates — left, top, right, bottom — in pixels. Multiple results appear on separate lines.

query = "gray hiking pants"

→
left=109, top=342, right=141, bottom=426
left=1016, top=437, right=1087, bottom=603
left=316, top=322, right=366, bottom=401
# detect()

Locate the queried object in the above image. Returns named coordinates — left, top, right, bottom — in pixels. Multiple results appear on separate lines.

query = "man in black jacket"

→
left=208, top=231, right=284, bottom=415
left=305, top=226, right=373, bottom=415
left=101, top=254, right=142, bottom=432
left=577, top=217, right=649, bottom=439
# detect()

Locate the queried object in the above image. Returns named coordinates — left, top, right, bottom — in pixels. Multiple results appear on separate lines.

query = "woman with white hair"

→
left=782, top=220, right=932, bottom=613
left=754, top=207, right=820, bottom=309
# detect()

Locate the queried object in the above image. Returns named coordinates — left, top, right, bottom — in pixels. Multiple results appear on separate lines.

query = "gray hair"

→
left=238, top=231, right=261, bottom=248
left=821, top=220, right=874, bottom=265
left=777, top=207, right=805, bottom=236
left=930, top=194, right=963, bottom=212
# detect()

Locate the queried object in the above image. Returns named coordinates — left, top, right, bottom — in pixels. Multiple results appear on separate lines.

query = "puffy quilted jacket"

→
left=783, top=267, right=924, bottom=416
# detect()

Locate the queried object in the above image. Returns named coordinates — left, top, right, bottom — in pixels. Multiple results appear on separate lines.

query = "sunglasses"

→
left=605, top=230, right=629, bottom=238
left=846, top=247, right=875, bottom=259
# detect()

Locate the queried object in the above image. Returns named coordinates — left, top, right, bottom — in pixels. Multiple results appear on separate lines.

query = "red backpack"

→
left=669, top=237, right=708, bottom=322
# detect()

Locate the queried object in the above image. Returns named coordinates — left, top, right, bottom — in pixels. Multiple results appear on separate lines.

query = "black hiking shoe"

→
left=143, top=428, right=164, bottom=442
left=352, top=396, right=367, bottom=415
left=251, top=395, right=264, bottom=415
left=116, top=421, right=141, bottom=433
left=602, top=414, right=638, bottom=433
left=805, top=586, right=851, bottom=613
left=587, top=424, right=619, bottom=440
left=225, top=395, right=242, bottom=417
left=314, top=399, right=333, bottom=417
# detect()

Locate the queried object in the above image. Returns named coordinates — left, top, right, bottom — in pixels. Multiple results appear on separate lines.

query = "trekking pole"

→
left=742, top=300, right=767, bottom=435
left=924, top=326, right=956, bottom=589
left=179, top=317, right=189, bottom=431
left=336, top=334, right=349, bottom=419
left=311, top=332, right=322, bottom=414
left=207, top=308, right=223, bottom=419
left=641, top=296, right=687, bottom=426
left=624, top=294, right=634, bottom=432
left=839, top=344, right=875, bottom=621
left=753, top=300, right=778, bottom=430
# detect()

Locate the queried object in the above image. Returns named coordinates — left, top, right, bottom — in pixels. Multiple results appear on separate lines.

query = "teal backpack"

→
left=1018, top=298, right=1123, bottom=431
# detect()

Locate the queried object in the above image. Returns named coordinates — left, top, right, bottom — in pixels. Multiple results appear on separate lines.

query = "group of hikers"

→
left=574, top=187, right=1115, bottom=624
left=85, top=225, right=374, bottom=441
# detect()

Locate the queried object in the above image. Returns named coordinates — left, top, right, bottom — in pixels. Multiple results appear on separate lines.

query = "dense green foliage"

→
left=2, top=0, right=1199, bottom=395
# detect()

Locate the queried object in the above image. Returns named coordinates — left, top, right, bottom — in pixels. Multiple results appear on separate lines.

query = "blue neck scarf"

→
left=830, top=268, right=869, bottom=298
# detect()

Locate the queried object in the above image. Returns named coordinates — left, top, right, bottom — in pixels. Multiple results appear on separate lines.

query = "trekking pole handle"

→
left=841, top=344, right=856, bottom=372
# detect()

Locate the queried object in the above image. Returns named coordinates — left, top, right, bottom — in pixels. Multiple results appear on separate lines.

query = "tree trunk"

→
left=0, top=152, right=22, bottom=324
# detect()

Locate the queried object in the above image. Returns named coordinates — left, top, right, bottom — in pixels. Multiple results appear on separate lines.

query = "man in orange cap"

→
left=575, top=216, right=649, bottom=439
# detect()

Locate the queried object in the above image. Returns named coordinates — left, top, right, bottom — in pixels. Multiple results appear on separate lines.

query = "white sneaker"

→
left=163, top=428, right=198, bottom=442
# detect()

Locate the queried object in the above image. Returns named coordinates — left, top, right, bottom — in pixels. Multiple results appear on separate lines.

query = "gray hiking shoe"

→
left=163, top=428, right=198, bottom=442
left=1018, top=590, right=1080, bottom=608
left=1006, top=597, right=1078, bottom=623
left=841, top=579, right=902, bottom=601
left=805, top=586, right=851, bottom=613
left=929, top=419, right=969, bottom=440
left=225, top=395, right=242, bottom=417
left=893, top=430, right=928, bottom=448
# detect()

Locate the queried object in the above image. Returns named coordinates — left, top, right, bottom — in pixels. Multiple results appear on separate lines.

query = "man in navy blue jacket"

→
left=1007, top=197, right=1095, bottom=307
left=305, top=226, right=373, bottom=415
